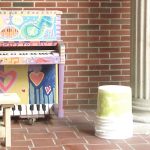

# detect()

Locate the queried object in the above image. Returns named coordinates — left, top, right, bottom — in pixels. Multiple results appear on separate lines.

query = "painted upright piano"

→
left=0, top=10, right=65, bottom=121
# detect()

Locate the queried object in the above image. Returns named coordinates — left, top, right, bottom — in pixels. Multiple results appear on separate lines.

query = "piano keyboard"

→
left=0, top=50, right=55, bottom=56
left=0, top=104, right=53, bottom=117
left=0, top=50, right=60, bottom=65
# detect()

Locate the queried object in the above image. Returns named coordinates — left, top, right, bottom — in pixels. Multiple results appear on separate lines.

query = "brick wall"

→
left=0, top=0, right=131, bottom=109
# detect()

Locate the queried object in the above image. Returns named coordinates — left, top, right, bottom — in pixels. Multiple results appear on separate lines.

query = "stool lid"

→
left=98, top=85, right=131, bottom=93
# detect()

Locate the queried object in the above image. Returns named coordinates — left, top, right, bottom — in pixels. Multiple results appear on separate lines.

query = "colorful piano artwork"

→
left=0, top=11, right=65, bottom=120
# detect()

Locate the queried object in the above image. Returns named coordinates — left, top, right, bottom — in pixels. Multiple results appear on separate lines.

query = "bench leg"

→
left=3, top=107, right=11, bottom=147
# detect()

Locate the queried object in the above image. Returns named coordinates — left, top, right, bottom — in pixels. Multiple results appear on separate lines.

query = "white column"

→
left=131, top=0, right=150, bottom=122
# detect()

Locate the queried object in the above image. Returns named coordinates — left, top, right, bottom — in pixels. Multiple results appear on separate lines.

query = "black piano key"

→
left=12, top=105, right=15, bottom=111
left=36, top=104, right=40, bottom=111
left=18, top=105, right=22, bottom=111
left=42, top=104, right=46, bottom=112
left=30, top=104, right=34, bottom=111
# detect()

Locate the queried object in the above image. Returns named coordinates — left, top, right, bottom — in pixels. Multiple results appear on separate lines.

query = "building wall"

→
left=0, top=0, right=131, bottom=109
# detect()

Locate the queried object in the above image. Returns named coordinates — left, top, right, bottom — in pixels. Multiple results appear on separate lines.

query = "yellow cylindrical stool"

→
left=95, top=85, right=133, bottom=139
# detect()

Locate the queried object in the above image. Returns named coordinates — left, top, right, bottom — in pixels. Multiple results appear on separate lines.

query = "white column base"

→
left=133, top=98, right=150, bottom=123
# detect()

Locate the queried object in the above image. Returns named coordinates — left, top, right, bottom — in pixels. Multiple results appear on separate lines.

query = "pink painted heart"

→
left=0, top=70, right=17, bottom=92
left=45, top=86, right=51, bottom=94
left=29, top=72, right=44, bottom=87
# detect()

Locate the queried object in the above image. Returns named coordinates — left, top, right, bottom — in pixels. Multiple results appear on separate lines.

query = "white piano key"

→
left=33, top=104, right=38, bottom=115
left=19, top=104, right=27, bottom=116
left=26, top=104, right=33, bottom=116
left=11, top=105, right=15, bottom=116
left=47, top=104, right=53, bottom=114
left=13, top=104, right=20, bottom=116
left=0, top=107, right=3, bottom=116
left=38, top=104, right=44, bottom=115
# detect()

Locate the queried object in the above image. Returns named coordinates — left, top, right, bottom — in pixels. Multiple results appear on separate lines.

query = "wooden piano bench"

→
left=0, top=93, right=20, bottom=147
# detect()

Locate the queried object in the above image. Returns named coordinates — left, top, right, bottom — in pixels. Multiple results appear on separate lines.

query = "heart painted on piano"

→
left=45, top=86, right=51, bottom=95
left=29, top=72, right=44, bottom=87
left=0, top=71, right=17, bottom=92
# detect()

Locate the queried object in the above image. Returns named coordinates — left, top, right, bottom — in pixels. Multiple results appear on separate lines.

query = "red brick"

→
left=78, top=36, right=99, bottom=41
left=89, top=19, right=109, bottom=24
left=79, top=2, right=99, bottom=7
left=68, top=88, right=89, bottom=94
left=101, top=25, right=120, bottom=30
left=122, top=70, right=130, bottom=75
left=100, top=48, right=120, bottom=53
left=55, top=138, right=86, bottom=145
left=90, top=8, right=110, bottom=13
left=31, top=147, right=63, bottom=150
left=67, top=65, right=88, bottom=71
left=100, top=36, right=120, bottom=41
left=68, top=8, right=89, bottom=13
left=62, top=25, right=78, bottom=30
left=89, top=76, right=110, bottom=82
left=121, top=59, right=130, bottom=64
left=79, top=71, right=99, bottom=76
left=101, top=70, right=121, bottom=75
left=110, top=30, right=130, bottom=35
left=65, top=48, right=77, bottom=53
left=111, top=8, right=130, bottom=13
left=32, top=139, right=55, bottom=147
left=79, top=13, right=99, bottom=18
left=64, top=144, right=87, bottom=150
left=87, top=144, right=119, bottom=150
left=67, top=19, right=88, bottom=24
left=121, top=36, right=130, bottom=41
left=67, top=31, right=88, bottom=36
left=0, top=2, right=11, bottom=7
left=111, top=75, right=130, bottom=81
left=78, top=48, right=99, bottom=53
left=111, top=41, right=130, bottom=47
left=89, top=31, right=109, bottom=36
left=78, top=93, right=96, bottom=99
left=12, top=140, right=33, bottom=147
left=110, top=53, right=130, bottom=58
left=121, top=25, right=130, bottom=29
left=64, top=94, right=77, bottom=100
left=122, top=2, right=131, bottom=7
left=67, top=54, right=88, bottom=59
left=111, top=64, right=130, bottom=69
left=68, top=77, right=88, bottom=82
left=65, top=71, right=78, bottom=76
left=101, top=59, right=120, bottom=64
left=89, top=54, right=109, bottom=59
left=68, top=42, right=88, bottom=48
left=35, top=2, right=56, bottom=7
left=64, top=83, right=77, bottom=88
left=101, top=2, right=121, bottom=7
left=57, top=2, right=78, bottom=7
left=89, top=42, right=110, bottom=47
left=55, top=131, right=78, bottom=139
left=79, top=59, right=99, bottom=65
left=100, top=14, right=121, bottom=19
left=89, top=65, right=109, bottom=70
left=63, top=37, right=77, bottom=42
left=78, top=82, right=98, bottom=88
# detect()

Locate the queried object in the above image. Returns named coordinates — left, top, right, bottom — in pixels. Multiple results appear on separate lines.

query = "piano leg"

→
left=58, top=64, right=64, bottom=118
